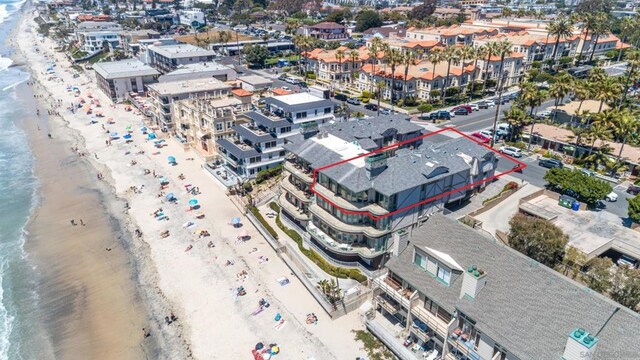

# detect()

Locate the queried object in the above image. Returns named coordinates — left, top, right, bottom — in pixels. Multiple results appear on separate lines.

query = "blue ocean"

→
left=0, top=0, right=55, bottom=359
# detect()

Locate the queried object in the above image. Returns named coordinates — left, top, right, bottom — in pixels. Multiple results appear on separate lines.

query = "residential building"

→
left=158, top=62, right=237, bottom=83
left=135, top=38, right=180, bottom=63
left=119, top=30, right=161, bottom=57
left=378, top=38, right=444, bottom=59
left=357, top=60, right=477, bottom=102
left=239, top=75, right=273, bottom=92
left=405, top=25, right=499, bottom=46
left=303, top=46, right=377, bottom=87
left=147, top=44, right=216, bottom=73
left=302, top=22, right=348, bottom=42
left=147, top=78, right=231, bottom=130
left=371, top=214, right=640, bottom=360
left=76, top=21, right=121, bottom=32
left=362, top=25, right=406, bottom=40
left=179, top=8, right=205, bottom=27
left=474, top=52, right=526, bottom=88
left=280, top=117, right=496, bottom=269
left=217, top=93, right=334, bottom=179
left=77, top=30, right=120, bottom=53
left=93, top=59, right=160, bottom=102
left=173, top=92, right=252, bottom=159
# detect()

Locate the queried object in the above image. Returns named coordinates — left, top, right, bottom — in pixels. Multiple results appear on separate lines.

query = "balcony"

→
left=283, top=160, right=313, bottom=184
left=309, top=202, right=390, bottom=239
left=307, top=222, right=383, bottom=258
left=375, top=295, right=400, bottom=315
left=278, top=193, right=310, bottom=221
left=411, top=305, right=451, bottom=339
left=280, top=177, right=311, bottom=203
left=448, top=336, right=480, bottom=360
left=313, top=183, right=389, bottom=217
left=372, top=274, right=411, bottom=310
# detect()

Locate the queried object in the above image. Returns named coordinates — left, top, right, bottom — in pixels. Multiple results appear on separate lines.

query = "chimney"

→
left=460, top=265, right=487, bottom=299
left=390, top=228, right=409, bottom=257
left=365, top=153, right=387, bottom=180
left=562, top=328, right=598, bottom=360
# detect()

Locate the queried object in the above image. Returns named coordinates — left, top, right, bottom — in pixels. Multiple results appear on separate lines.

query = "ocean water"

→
left=0, top=1, right=53, bottom=359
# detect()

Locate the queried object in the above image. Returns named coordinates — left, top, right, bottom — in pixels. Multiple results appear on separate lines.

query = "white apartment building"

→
left=93, top=59, right=160, bottom=101
left=179, top=8, right=205, bottom=27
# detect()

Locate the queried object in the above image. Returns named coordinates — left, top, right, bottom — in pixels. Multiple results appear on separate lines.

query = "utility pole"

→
left=490, top=70, right=509, bottom=148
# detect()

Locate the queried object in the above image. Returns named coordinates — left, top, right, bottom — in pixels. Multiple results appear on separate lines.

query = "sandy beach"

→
left=14, top=5, right=366, bottom=360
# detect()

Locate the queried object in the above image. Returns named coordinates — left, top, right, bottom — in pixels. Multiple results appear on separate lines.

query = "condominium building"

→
left=179, top=8, right=205, bottom=27
left=93, top=59, right=160, bottom=102
left=371, top=214, right=640, bottom=360
left=280, top=116, right=497, bottom=270
left=147, top=78, right=231, bottom=130
left=77, top=30, right=120, bottom=53
left=303, top=46, right=376, bottom=86
left=217, top=93, right=334, bottom=179
left=405, top=25, right=499, bottom=46
left=147, top=44, right=216, bottom=73
left=173, top=91, right=252, bottom=160
left=302, top=22, right=348, bottom=42
left=158, top=62, right=237, bottom=83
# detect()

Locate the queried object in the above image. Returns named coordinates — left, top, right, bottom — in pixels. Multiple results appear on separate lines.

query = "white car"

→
left=468, top=104, right=479, bottom=111
left=605, top=191, right=618, bottom=202
left=485, top=100, right=496, bottom=107
left=537, top=110, right=552, bottom=118
left=499, top=146, right=522, bottom=157
left=281, top=86, right=291, bottom=91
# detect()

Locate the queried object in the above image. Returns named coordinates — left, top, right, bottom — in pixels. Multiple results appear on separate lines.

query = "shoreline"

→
left=12, top=4, right=366, bottom=359
left=8, top=3, right=190, bottom=359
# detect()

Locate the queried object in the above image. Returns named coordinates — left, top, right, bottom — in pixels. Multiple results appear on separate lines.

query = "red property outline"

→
left=309, top=127, right=527, bottom=221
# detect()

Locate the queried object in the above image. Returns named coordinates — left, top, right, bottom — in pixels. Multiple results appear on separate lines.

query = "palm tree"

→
left=294, top=34, right=313, bottom=80
left=427, top=48, right=444, bottom=101
left=457, top=45, right=474, bottom=96
left=368, top=37, right=383, bottom=93
left=577, top=13, right=596, bottom=63
left=549, top=72, right=573, bottom=109
left=611, top=109, right=640, bottom=164
left=567, top=116, right=590, bottom=157
left=348, top=49, right=360, bottom=85
left=218, top=30, right=232, bottom=55
left=335, top=49, right=346, bottom=88
left=441, top=46, right=460, bottom=103
left=385, top=47, right=404, bottom=109
left=490, top=40, right=514, bottom=146
left=573, top=79, right=591, bottom=113
left=585, top=143, right=614, bottom=170
left=520, top=81, right=544, bottom=117
left=285, top=19, right=301, bottom=36
left=588, top=12, right=611, bottom=63
left=548, top=16, right=574, bottom=67
left=618, top=48, right=640, bottom=108
left=468, top=45, right=487, bottom=102
left=481, top=41, right=497, bottom=93
left=595, top=77, right=622, bottom=112
left=503, top=105, right=528, bottom=142
left=401, top=51, right=417, bottom=104
left=617, top=17, right=635, bottom=61
left=588, top=111, right=615, bottom=156
left=375, top=80, right=386, bottom=116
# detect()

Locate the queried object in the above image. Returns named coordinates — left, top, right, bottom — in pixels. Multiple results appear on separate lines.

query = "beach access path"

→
left=18, top=12, right=366, bottom=360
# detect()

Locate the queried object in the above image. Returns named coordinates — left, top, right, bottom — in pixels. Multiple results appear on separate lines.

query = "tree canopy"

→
left=629, top=195, right=640, bottom=223
left=584, top=257, right=613, bottom=293
left=409, top=0, right=436, bottom=20
left=325, top=9, right=352, bottom=24
left=543, top=168, right=613, bottom=206
left=610, top=265, right=640, bottom=310
left=243, top=44, right=269, bottom=68
left=508, top=214, right=568, bottom=269
left=355, top=10, right=382, bottom=32
left=576, top=0, right=613, bottom=14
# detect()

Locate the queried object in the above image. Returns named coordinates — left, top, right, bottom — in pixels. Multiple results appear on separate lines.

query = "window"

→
left=437, top=266, right=451, bottom=285
left=215, top=123, right=223, bottom=131
left=414, top=251, right=427, bottom=270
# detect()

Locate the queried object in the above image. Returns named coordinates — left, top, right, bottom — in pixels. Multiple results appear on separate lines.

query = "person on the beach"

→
left=80, top=219, right=84, bottom=226
left=70, top=219, right=75, bottom=226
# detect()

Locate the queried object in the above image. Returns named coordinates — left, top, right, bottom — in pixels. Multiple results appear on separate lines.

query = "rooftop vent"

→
left=460, top=265, right=487, bottom=299
left=562, top=328, right=598, bottom=360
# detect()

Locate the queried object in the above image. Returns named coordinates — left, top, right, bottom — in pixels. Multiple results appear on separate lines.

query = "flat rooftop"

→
left=93, top=59, right=160, bottom=79
left=148, top=78, right=230, bottom=95
left=311, top=134, right=366, bottom=167
left=149, top=44, right=215, bottom=58
left=165, top=62, right=232, bottom=75
left=273, top=92, right=325, bottom=106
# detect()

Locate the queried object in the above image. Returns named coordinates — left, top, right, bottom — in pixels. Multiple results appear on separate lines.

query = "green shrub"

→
left=306, top=72, right=317, bottom=80
left=269, top=202, right=366, bottom=282
left=255, top=164, right=283, bottom=184
left=361, top=97, right=370, bottom=103
left=250, top=206, right=278, bottom=239
left=361, top=90, right=372, bottom=98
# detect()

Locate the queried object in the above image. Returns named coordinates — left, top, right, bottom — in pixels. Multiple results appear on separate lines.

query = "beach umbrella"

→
left=231, top=217, right=241, bottom=225
left=239, top=229, right=249, bottom=238
left=165, top=192, right=175, bottom=200
left=123, top=134, right=132, bottom=139
left=110, top=132, right=118, bottom=138
left=126, top=125, right=132, bottom=132
left=255, top=343, right=264, bottom=350
left=147, top=133, right=156, bottom=140
left=140, top=126, right=148, bottom=132
left=167, top=156, right=176, bottom=164
left=188, top=199, right=198, bottom=206
left=159, top=177, right=168, bottom=183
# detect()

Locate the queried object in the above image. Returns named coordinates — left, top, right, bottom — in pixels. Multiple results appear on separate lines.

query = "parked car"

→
left=468, top=104, right=479, bottom=111
left=485, top=100, right=496, bottom=107
left=454, top=107, right=470, bottom=115
left=453, top=105, right=473, bottom=113
left=499, top=146, right=522, bottom=157
left=480, top=130, right=498, bottom=142
left=538, top=158, right=563, bottom=168
left=379, top=108, right=391, bottom=115
left=628, top=184, right=640, bottom=195
left=364, top=103, right=378, bottom=111
left=617, top=254, right=638, bottom=268
left=477, top=101, right=489, bottom=109
left=496, top=123, right=511, bottom=136
left=429, top=110, right=451, bottom=120
left=346, top=97, right=361, bottom=105
left=334, top=93, right=348, bottom=101
left=605, top=191, right=618, bottom=202
left=470, top=132, right=491, bottom=143
left=281, top=86, right=291, bottom=92
left=537, top=110, right=552, bottom=119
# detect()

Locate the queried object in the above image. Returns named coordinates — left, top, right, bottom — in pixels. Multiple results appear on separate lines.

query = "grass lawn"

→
left=176, top=30, right=256, bottom=45
left=265, top=54, right=300, bottom=66
left=88, top=52, right=109, bottom=64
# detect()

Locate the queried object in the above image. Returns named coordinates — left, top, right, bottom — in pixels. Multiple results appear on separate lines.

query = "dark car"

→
left=538, top=158, right=564, bottom=169
left=628, top=184, right=640, bottom=195
left=430, top=110, right=451, bottom=120
left=364, top=103, right=378, bottom=111
left=334, top=93, right=348, bottom=101
left=298, top=81, right=308, bottom=88
left=453, top=105, right=473, bottom=113
left=454, top=107, right=470, bottom=115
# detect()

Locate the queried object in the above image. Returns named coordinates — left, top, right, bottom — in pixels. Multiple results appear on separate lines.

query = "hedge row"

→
left=250, top=206, right=278, bottom=239
left=269, top=202, right=368, bottom=283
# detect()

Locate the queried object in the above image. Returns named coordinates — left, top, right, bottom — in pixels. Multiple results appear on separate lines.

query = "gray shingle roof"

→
left=245, top=111, right=290, bottom=128
left=386, top=214, right=640, bottom=360
left=232, top=124, right=274, bottom=143
left=265, top=94, right=334, bottom=113
left=217, top=138, right=259, bottom=159
left=320, top=115, right=423, bottom=144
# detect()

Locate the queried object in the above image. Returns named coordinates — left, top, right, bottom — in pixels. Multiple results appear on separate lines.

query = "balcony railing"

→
left=309, top=203, right=390, bottom=239
left=278, top=193, right=310, bottom=221
left=313, top=183, right=389, bottom=216
left=284, top=160, right=313, bottom=184
left=373, top=275, right=411, bottom=310
left=280, top=177, right=311, bottom=203
left=307, top=223, right=384, bottom=258
left=411, top=305, right=451, bottom=339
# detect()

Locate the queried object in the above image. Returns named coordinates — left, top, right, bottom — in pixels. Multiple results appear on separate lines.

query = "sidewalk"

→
left=474, top=183, right=542, bottom=235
